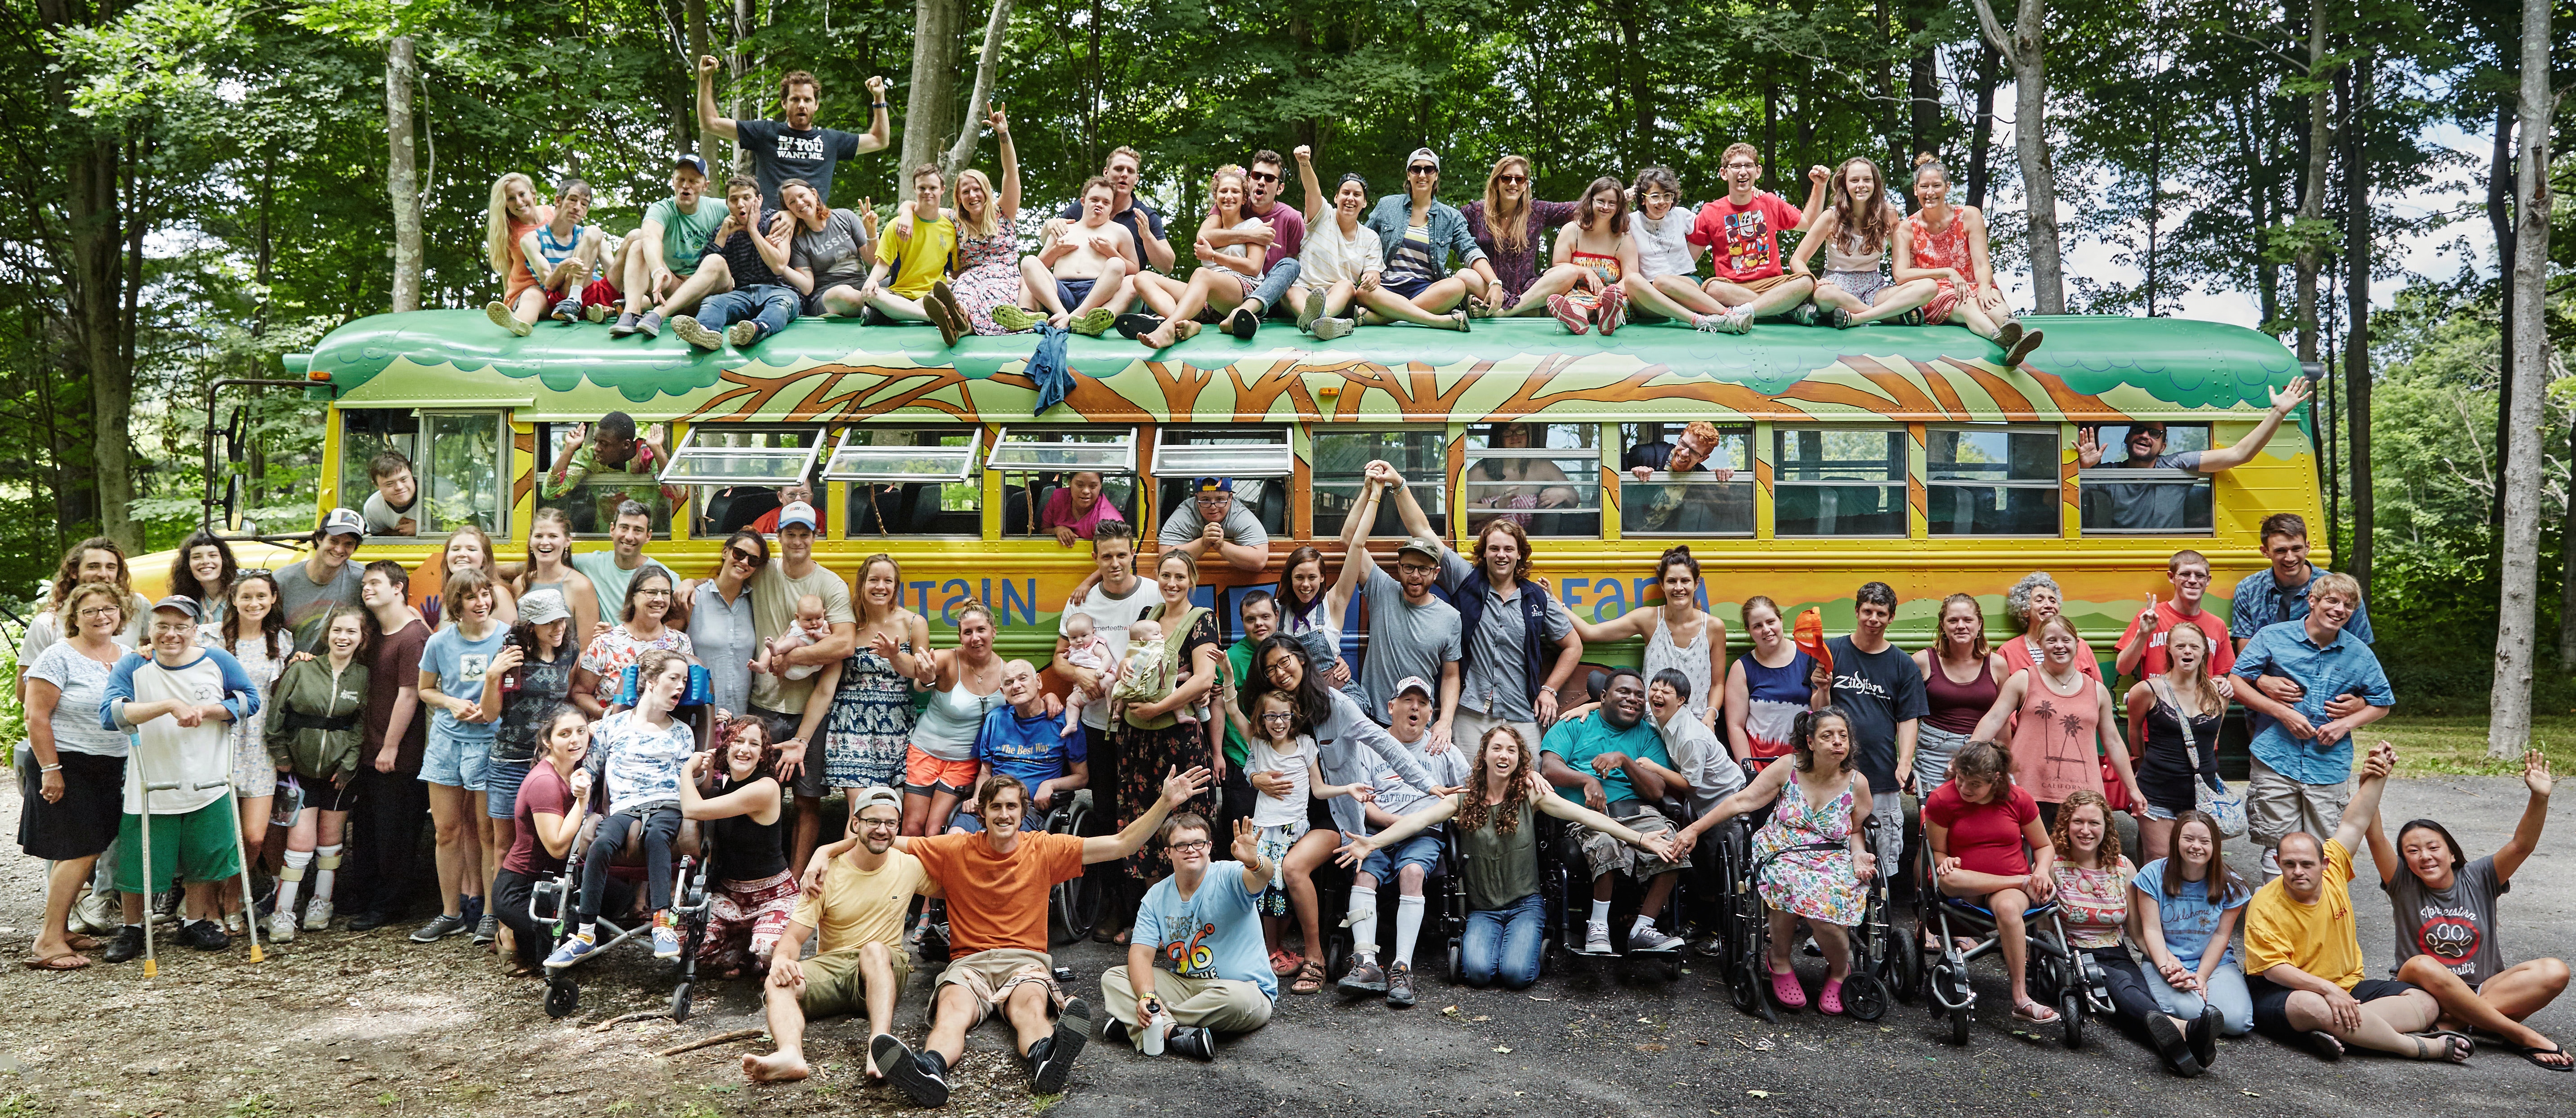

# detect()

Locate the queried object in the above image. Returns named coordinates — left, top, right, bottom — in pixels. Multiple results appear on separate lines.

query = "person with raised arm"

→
left=2113, top=549, right=2238, bottom=682
left=695, top=55, right=889, bottom=215
left=1099, top=815, right=1279, bottom=1060
left=2078, top=380, right=2316, bottom=535
left=1287, top=149, right=1387, bottom=340
left=1344, top=467, right=1464, bottom=737
left=1686, top=144, right=1830, bottom=333
left=1787, top=157, right=1937, bottom=329
left=928, top=108, right=1028, bottom=338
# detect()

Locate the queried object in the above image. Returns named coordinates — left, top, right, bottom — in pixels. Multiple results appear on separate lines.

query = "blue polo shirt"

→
left=2230, top=620, right=2393, bottom=785
left=972, top=701, right=1086, bottom=791
left=1540, top=712, right=1673, bottom=806
left=2227, top=563, right=2373, bottom=645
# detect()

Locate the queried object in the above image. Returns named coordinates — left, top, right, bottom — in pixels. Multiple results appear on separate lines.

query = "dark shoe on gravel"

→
left=873, top=1034, right=949, bottom=1107
left=1029, top=998, right=1091, bottom=1094
left=1385, top=961, right=1417, bottom=1007
left=2187, top=1006, right=2220, bottom=1069
left=1166, top=1025, right=1216, bottom=1061
left=102, top=925, right=145, bottom=963
left=1338, top=957, right=1387, bottom=995
left=182, top=919, right=230, bottom=952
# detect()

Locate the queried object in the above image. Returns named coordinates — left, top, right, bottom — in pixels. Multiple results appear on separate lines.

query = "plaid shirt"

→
left=2227, top=562, right=2373, bottom=645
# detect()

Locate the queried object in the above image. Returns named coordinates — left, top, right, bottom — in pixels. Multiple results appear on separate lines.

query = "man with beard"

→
left=743, top=787, right=927, bottom=1084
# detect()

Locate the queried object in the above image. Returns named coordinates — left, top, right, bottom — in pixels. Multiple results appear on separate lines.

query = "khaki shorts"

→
left=797, top=944, right=912, bottom=1020
left=1576, top=804, right=1691, bottom=881
left=2245, top=757, right=2350, bottom=853
left=1712, top=273, right=1805, bottom=294
left=936, top=947, right=1065, bottom=1026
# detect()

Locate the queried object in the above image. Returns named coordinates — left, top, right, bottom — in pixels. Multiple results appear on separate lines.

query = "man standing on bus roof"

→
left=609, top=153, right=726, bottom=340
left=1158, top=478, right=1267, bottom=573
left=696, top=56, right=889, bottom=219
left=1384, top=464, right=1581, bottom=749
left=543, top=412, right=682, bottom=530
left=277, top=509, right=367, bottom=653
left=2075, top=376, right=2313, bottom=534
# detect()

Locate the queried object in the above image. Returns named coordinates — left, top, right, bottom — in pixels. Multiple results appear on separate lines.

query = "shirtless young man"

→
left=1006, top=177, right=1136, bottom=337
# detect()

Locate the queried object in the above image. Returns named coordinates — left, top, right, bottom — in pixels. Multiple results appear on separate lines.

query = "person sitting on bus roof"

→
left=1284, top=153, right=1384, bottom=341
left=1357, top=147, right=1482, bottom=331
left=1130, top=167, right=1272, bottom=349
left=854, top=163, right=956, bottom=331
left=1158, top=477, right=1268, bottom=574
left=671, top=175, right=803, bottom=352
left=778, top=179, right=877, bottom=321
left=1055, top=145, right=1176, bottom=277
left=1455, top=153, right=1579, bottom=318
left=610, top=154, right=724, bottom=340
left=482, top=172, right=554, bottom=338
left=1789, top=157, right=1938, bottom=331
left=2074, top=375, right=2313, bottom=534
left=540, top=412, right=681, bottom=531
left=1686, top=144, right=1830, bottom=333
left=1627, top=166, right=1730, bottom=327
left=996, top=177, right=1136, bottom=338
left=1894, top=154, right=2040, bottom=364
left=362, top=450, right=420, bottom=537
left=696, top=55, right=890, bottom=220
left=524, top=177, right=620, bottom=327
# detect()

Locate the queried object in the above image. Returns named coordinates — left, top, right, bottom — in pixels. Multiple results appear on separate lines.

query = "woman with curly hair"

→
left=1338, top=723, right=1671, bottom=990
left=682, top=718, right=796, bottom=979
left=2051, top=789, right=2224, bottom=1076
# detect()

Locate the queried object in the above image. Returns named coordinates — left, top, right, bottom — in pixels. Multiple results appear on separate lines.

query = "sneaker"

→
left=153, top=888, right=182, bottom=923
left=652, top=921, right=681, bottom=960
left=609, top=311, right=642, bottom=337
left=1690, top=930, right=1728, bottom=956
left=1385, top=961, right=1417, bottom=1008
left=550, top=297, right=582, bottom=323
left=726, top=320, right=764, bottom=348
left=584, top=301, right=609, bottom=323
left=874, top=1035, right=949, bottom=1107
left=1298, top=287, right=1327, bottom=332
left=1311, top=315, right=1354, bottom=341
left=410, top=912, right=469, bottom=943
left=1583, top=920, right=1613, bottom=955
left=1029, top=998, right=1091, bottom=1094
left=1165, top=1025, right=1216, bottom=1062
left=2002, top=328, right=2045, bottom=367
left=346, top=909, right=392, bottom=933
left=1727, top=307, right=1756, bottom=333
left=1629, top=921, right=1685, bottom=953
left=267, top=911, right=298, bottom=943
left=304, top=898, right=335, bottom=929
left=1692, top=313, right=1728, bottom=333
left=473, top=914, right=500, bottom=945
left=543, top=933, right=601, bottom=971
left=2260, top=846, right=2280, bottom=879
left=102, top=925, right=145, bottom=964
left=1787, top=301, right=1821, bottom=328
left=1223, top=305, right=1261, bottom=340
left=224, top=911, right=247, bottom=936
left=183, top=918, right=230, bottom=952
left=72, top=891, right=118, bottom=935
left=1548, top=293, right=1590, bottom=334
left=635, top=310, right=665, bottom=340
left=670, top=315, right=723, bottom=351
left=1596, top=285, right=1628, bottom=335
left=1069, top=307, right=1116, bottom=337
left=990, top=304, right=1042, bottom=333
left=1827, top=306, right=1857, bottom=329
left=1100, top=1017, right=1131, bottom=1047
left=1993, top=318, right=2025, bottom=350
left=1338, top=956, right=1388, bottom=995
left=487, top=301, right=532, bottom=337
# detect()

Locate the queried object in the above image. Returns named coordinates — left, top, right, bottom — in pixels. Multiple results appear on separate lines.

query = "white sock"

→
left=1347, top=886, right=1378, bottom=961
left=1632, top=914, right=1656, bottom=938
left=1394, top=895, right=1426, bottom=966
left=311, top=844, right=341, bottom=902
left=1588, top=898, right=1611, bottom=925
left=276, top=849, right=312, bottom=914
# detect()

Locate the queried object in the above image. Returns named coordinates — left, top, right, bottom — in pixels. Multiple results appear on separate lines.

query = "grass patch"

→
left=2371, top=715, right=2576, bottom=776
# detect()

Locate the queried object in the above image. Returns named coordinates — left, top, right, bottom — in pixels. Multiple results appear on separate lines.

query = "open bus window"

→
left=1462, top=422, right=1600, bottom=538
left=1774, top=427, right=1905, bottom=536
left=823, top=427, right=982, bottom=536
left=1313, top=428, right=1445, bottom=539
left=659, top=425, right=823, bottom=539
left=2078, top=422, right=2214, bottom=534
left=1928, top=427, right=2059, bottom=536
left=1619, top=422, right=1752, bottom=537
left=336, top=409, right=505, bottom=537
left=537, top=421, right=681, bottom=536
left=988, top=427, right=1139, bottom=540
left=1153, top=427, right=1290, bottom=541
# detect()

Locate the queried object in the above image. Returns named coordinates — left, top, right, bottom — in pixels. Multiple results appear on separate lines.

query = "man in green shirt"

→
left=1218, top=590, right=1280, bottom=833
left=611, top=153, right=727, bottom=338
left=1538, top=668, right=1691, bottom=955
left=541, top=412, right=680, bottom=531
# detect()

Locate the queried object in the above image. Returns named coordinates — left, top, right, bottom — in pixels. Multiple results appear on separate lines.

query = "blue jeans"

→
left=2142, top=953, right=2256, bottom=1036
left=1249, top=257, right=1302, bottom=313
left=695, top=283, right=799, bottom=341
left=1460, top=893, right=1546, bottom=989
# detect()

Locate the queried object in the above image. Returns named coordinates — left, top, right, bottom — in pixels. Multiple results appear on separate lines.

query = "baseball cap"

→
left=1392, top=675, right=1435, bottom=701
left=778, top=501, right=818, bottom=531
left=321, top=508, right=365, bottom=539
left=519, top=587, right=572, bottom=625
left=1396, top=535, right=1444, bottom=563
left=1194, top=476, right=1234, bottom=495
left=1406, top=147, right=1440, bottom=170
left=673, top=153, right=710, bottom=177
left=850, top=786, right=904, bottom=818
left=150, top=595, right=201, bottom=620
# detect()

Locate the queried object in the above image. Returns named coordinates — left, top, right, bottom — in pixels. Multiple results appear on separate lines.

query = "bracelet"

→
left=40, top=763, right=61, bottom=772
left=1537, top=685, right=1557, bottom=696
left=871, top=102, right=888, bottom=109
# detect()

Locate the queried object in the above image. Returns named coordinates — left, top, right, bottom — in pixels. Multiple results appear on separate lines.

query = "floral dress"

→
left=202, top=627, right=284, bottom=796
left=823, top=640, right=914, bottom=789
left=1751, top=768, right=1866, bottom=927
left=1116, top=608, right=1221, bottom=882
left=577, top=626, right=694, bottom=706
left=1905, top=208, right=1972, bottom=321
left=949, top=231, right=1024, bottom=335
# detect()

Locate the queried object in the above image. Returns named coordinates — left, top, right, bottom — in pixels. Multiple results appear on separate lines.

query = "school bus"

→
left=141, top=310, right=2321, bottom=691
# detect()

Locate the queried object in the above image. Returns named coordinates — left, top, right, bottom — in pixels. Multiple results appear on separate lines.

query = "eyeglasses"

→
left=1258, top=711, right=1297, bottom=724
left=1725, top=162, right=1760, bottom=171
left=1167, top=840, right=1212, bottom=853
left=2172, top=572, right=2211, bottom=584
left=1643, top=192, right=1675, bottom=203
left=76, top=606, right=122, bottom=619
left=637, top=588, right=673, bottom=598
left=1496, top=174, right=1528, bottom=184
left=1247, top=170, right=1279, bottom=183
left=1407, top=165, right=1438, bottom=175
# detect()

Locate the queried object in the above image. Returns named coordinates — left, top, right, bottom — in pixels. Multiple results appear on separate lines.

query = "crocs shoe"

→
left=1819, top=977, right=1845, bottom=1015
left=1768, top=966, right=1808, bottom=1009
left=989, top=305, right=1042, bottom=333
left=1069, top=307, right=1116, bottom=337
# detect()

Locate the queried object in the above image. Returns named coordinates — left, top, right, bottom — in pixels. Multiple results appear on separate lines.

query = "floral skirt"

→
left=952, top=260, right=1025, bottom=335
left=825, top=653, right=914, bottom=790
left=699, top=868, right=800, bottom=970
left=1751, top=816, right=1865, bottom=927
left=1116, top=720, right=1218, bottom=882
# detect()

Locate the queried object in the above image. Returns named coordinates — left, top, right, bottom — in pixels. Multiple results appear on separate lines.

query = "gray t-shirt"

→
left=2384, top=853, right=2508, bottom=987
left=362, top=490, right=420, bottom=535
left=1157, top=498, right=1270, bottom=550
left=1368, top=729, right=1470, bottom=820
left=2089, top=450, right=2205, bottom=532
left=1355, top=563, right=1463, bottom=723
left=573, top=552, right=677, bottom=624
left=790, top=208, right=872, bottom=293
left=1436, top=545, right=1573, bottom=723
left=276, top=558, right=366, bottom=653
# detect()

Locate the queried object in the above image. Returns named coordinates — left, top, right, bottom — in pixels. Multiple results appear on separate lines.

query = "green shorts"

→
left=798, top=945, right=912, bottom=1020
left=115, top=802, right=243, bottom=893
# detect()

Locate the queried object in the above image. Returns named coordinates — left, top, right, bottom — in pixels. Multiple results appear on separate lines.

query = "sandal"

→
left=1768, top=965, right=1807, bottom=1010
left=21, top=952, right=90, bottom=970
left=2417, top=1030, right=2474, bottom=1064
left=1269, top=950, right=1303, bottom=978
left=2508, top=1040, right=2574, bottom=1072
left=1289, top=959, right=1326, bottom=996
left=2302, top=1030, right=2345, bottom=1061
left=2011, top=999, right=2062, bottom=1025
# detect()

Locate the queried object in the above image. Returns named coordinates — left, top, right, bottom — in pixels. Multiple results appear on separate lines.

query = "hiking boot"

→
left=1385, top=961, right=1417, bottom=1007
left=670, top=315, right=723, bottom=351
left=1338, top=956, right=1387, bottom=995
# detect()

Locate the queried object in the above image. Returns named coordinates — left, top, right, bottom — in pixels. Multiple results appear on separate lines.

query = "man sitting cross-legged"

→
left=998, top=177, right=1135, bottom=337
left=743, top=787, right=928, bottom=1083
left=1099, top=815, right=1279, bottom=1060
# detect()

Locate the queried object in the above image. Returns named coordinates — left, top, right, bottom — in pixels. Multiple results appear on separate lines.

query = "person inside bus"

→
left=2074, top=375, right=2313, bottom=533
left=541, top=411, right=680, bottom=531
left=747, top=478, right=826, bottom=535
left=1623, top=422, right=1740, bottom=534
left=1463, top=423, right=1577, bottom=536
left=1038, top=471, right=1129, bottom=546
left=1157, top=477, right=1268, bottom=573
left=362, top=450, right=421, bottom=537
left=610, top=153, right=724, bottom=339
left=695, top=55, right=890, bottom=218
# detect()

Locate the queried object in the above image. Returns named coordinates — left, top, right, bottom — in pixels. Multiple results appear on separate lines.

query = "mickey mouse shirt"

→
left=2384, top=853, right=2507, bottom=986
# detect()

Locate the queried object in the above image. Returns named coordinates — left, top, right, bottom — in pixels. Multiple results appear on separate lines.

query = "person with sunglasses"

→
left=1175, top=151, right=1305, bottom=338
left=2074, top=376, right=2313, bottom=534
left=1457, top=154, right=1582, bottom=317
left=689, top=530, right=769, bottom=721
left=1354, top=147, right=1485, bottom=330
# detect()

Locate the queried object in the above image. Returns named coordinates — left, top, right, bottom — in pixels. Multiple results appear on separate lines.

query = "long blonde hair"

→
left=953, top=169, right=1002, bottom=239
left=485, top=172, right=539, bottom=275
left=1482, top=155, right=1535, bottom=254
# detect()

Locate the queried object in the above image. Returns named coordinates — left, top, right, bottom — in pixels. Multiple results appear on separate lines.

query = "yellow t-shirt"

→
left=789, top=848, right=928, bottom=956
left=2243, top=837, right=2362, bottom=990
left=875, top=210, right=957, bottom=299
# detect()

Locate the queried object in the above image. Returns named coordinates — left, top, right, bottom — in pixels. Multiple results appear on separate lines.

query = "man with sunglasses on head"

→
left=2075, top=376, right=2313, bottom=534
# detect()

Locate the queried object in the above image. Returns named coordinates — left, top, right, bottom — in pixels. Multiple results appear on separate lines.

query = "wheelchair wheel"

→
left=1049, top=872, right=1097, bottom=946
left=1892, top=920, right=1923, bottom=1004
left=671, top=981, right=694, bottom=1023
left=1842, top=970, right=1887, bottom=1022
left=2058, top=988, right=2084, bottom=1049
left=544, top=975, right=579, bottom=1019
left=1446, top=939, right=1463, bottom=985
left=1931, top=963, right=1972, bottom=1046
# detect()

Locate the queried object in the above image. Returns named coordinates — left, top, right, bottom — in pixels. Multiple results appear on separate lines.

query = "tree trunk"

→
left=900, top=0, right=964, bottom=177
left=2291, top=0, right=2328, bottom=364
left=686, top=0, right=711, bottom=162
left=74, top=135, right=136, bottom=550
left=1907, top=11, right=1941, bottom=166
left=2342, top=55, right=2372, bottom=598
left=2491, top=0, right=2556, bottom=759
left=386, top=35, right=423, bottom=314
left=939, top=0, right=1014, bottom=179
left=1973, top=0, right=2062, bottom=312
left=2487, top=99, right=2516, bottom=544
left=1967, top=45, right=1997, bottom=210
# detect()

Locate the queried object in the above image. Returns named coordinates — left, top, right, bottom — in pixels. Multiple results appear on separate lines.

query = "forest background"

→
left=1, top=0, right=2571, bottom=723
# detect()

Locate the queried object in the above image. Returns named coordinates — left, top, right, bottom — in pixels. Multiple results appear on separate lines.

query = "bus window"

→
left=2078, top=422, right=2214, bottom=534
left=1928, top=427, right=2058, bottom=536
left=538, top=421, right=682, bottom=537
left=657, top=425, right=824, bottom=538
left=1619, top=422, right=1752, bottom=537
left=1153, top=427, right=1291, bottom=539
left=337, top=409, right=418, bottom=525
left=1313, top=428, right=1445, bottom=539
left=336, top=409, right=505, bottom=536
left=1773, top=427, right=1905, bottom=537
left=1462, top=422, right=1601, bottom=538
left=823, top=427, right=983, bottom=536
left=989, top=427, right=1140, bottom=539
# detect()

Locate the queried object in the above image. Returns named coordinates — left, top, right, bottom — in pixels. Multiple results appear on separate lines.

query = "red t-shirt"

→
left=908, top=831, right=1084, bottom=955
left=1923, top=779, right=2039, bottom=878
left=2114, top=601, right=2235, bottom=678
left=1686, top=193, right=1803, bottom=283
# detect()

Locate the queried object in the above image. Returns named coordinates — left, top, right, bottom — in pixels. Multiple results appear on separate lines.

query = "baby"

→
left=1059, top=612, right=1117, bottom=738
left=754, top=594, right=830, bottom=681
left=1110, top=618, right=1209, bottom=726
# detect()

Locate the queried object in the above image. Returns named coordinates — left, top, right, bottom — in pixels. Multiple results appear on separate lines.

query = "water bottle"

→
left=1140, top=996, right=1171, bottom=1055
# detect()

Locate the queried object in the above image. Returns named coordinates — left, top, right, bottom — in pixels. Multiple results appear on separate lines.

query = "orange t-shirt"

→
left=908, top=831, right=1084, bottom=955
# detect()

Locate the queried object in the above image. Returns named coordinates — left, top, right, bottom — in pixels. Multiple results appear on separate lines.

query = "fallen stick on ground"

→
left=657, top=1029, right=766, bottom=1057
left=590, top=1010, right=670, bottom=1032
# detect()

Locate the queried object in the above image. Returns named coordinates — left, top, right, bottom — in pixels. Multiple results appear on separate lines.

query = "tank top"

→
left=708, top=801, right=788, bottom=881
left=1641, top=611, right=1715, bottom=725
left=1825, top=202, right=1902, bottom=272
left=1923, top=656, right=2000, bottom=735
left=1456, top=796, right=1540, bottom=911
left=532, top=223, right=591, bottom=284
left=912, top=674, right=1001, bottom=762
left=2136, top=693, right=2223, bottom=810
left=2008, top=668, right=2106, bottom=805
left=1739, top=647, right=1816, bottom=761
left=1905, top=207, right=1972, bottom=277
left=1570, top=247, right=1622, bottom=285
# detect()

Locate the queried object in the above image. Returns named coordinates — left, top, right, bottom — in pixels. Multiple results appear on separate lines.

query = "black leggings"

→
left=2083, top=946, right=2173, bottom=1041
left=580, top=807, right=681, bottom=919
left=491, top=868, right=548, bottom=971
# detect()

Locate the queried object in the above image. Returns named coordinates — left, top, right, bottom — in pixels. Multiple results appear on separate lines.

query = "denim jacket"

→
left=1363, top=194, right=1487, bottom=275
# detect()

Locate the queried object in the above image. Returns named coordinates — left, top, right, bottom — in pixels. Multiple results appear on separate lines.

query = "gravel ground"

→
left=3, top=773, right=2569, bottom=1118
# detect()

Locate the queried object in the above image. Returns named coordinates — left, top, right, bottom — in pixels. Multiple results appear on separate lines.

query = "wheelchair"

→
left=1730, top=816, right=1912, bottom=1022
left=1542, top=805, right=1690, bottom=983
left=531, top=810, right=715, bottom=1022
left=1315, top=824, right=1463, bottom=991
left=1914, top=842, right=2109, bottom=1048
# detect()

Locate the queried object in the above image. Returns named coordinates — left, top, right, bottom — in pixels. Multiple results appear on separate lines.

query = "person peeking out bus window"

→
left=2075, top=376, right=2313, bottom=535
left=363, top=451, right=420, bottom=537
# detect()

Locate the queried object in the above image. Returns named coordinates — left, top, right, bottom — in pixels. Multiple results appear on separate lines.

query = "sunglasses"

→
left=1408, top=165, right=1438, bottom=175
left=1497, top=174, right=1528, bottom=184
left=725, top=546, right=765, bottom=565
left=1248, top=170, right=1279, bottom=183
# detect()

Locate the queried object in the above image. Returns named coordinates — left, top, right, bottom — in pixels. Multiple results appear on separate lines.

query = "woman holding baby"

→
left=1096, top=547, right=1227, bottom=943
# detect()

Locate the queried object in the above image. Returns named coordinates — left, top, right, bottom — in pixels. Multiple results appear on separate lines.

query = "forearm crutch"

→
left=222, top=730, right=267, bottom=963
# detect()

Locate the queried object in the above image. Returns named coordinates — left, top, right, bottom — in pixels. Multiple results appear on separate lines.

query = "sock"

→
left=312, top=845, right=341, bottom=902
left=576, top=922, right=597, bottom=942
left=1588, top=898, right=1611, bottom=925
left=1346, top=886, right=1378, bottom=961
left=1632, top=914, right=1656, bottom=937
left=277, top=849, right=312, bottom=914
left=1394, top=895, right=1426, bottom=967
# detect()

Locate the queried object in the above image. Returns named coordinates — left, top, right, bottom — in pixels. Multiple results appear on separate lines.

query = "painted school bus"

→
left=147, top=310, right=2320, bottom=678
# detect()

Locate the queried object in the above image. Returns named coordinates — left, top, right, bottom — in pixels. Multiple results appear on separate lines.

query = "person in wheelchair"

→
left=1343, top=724, right=1680, bottom=990
left=2049, top=789, right=2224, bottom=1077
left=547, top=650, right=701, bottom=969
left=1918, top=737, right=2062, bottom=1024
left=1647, top=669, right=1745, bottom=953
left=1333, top=676, right=1470, bottom=1007
left=1673, top=706, right=1876, bottom=1015
left=951, top=660, right=1087, bottom=835
left=679, top=719, right=792, bottom=979
left=1538, top=668, right=1693, bottom=956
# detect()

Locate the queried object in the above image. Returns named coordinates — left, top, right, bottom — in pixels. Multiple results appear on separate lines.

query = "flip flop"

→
left=2303, top=1030, right=2345, bottom=1061
left=2420, top=1030, right=2475, bottom=1064
left=2508, top=1040, right=2575, bottom=1071
left=22, top=952, right=90, bottom=970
